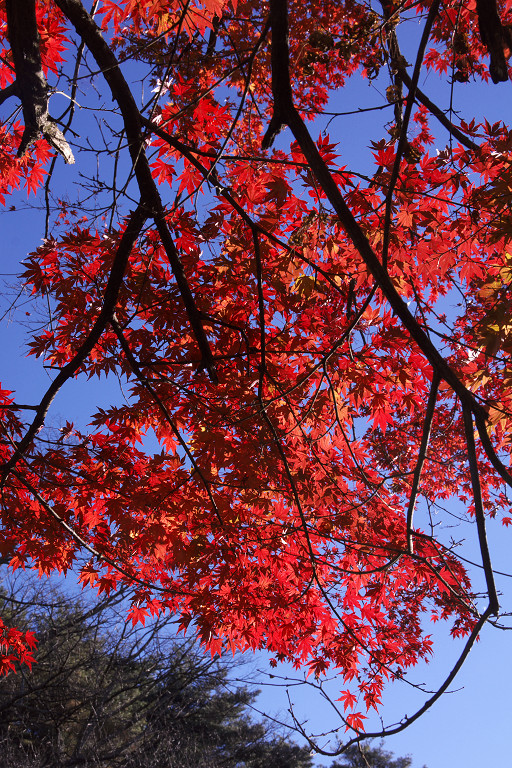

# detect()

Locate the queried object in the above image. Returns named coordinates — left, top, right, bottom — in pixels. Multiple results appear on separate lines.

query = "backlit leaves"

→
left=0, top=0, right=512, bottom=744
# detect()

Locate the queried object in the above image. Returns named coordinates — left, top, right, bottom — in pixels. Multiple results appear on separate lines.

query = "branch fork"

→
left=6, top=0, right=75, bottom=163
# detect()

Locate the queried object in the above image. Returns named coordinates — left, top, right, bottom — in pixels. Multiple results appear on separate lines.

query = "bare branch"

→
left=474, top=408, right=512, bottom=490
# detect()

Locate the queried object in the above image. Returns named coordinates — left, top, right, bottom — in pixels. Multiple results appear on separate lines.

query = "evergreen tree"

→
left=0, top=574, right=313, bottom=768
left=331, top=742, right=418, bottom=768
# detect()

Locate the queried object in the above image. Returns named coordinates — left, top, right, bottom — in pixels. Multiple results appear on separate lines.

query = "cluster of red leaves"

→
left=1, top=0, right=512, bottom=737
left=0, top=616, right=37, bottom=676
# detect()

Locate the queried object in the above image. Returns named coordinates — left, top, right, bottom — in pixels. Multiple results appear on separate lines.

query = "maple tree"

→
left=1, top=0, right=512, bottom=754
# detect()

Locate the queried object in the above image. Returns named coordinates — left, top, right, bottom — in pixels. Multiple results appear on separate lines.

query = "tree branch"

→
left=1, top=204, right=147, bottom=482
left=381, top=0, right=440, bottom=268
left=6, top=0, right=74, bottom=163
left=262, top=0, right=489, bottom=425
left=474, top=409, right=512, bottom=489
left=261, top=0, right=293, bottom=149
left=406, top=372, right=440, bottom=554
left=399, top=69, right=481, bottom=153
left=476, top=0, right=511, bottom=83
left=0, top=81, right=19, bottom=106
left=463, top=407, right=499, bottom=614
left=54, top=0, right=217, bottom=382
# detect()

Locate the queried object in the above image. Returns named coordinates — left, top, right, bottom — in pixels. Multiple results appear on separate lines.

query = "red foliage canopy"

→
left=1, top=0, right=512, bottom=750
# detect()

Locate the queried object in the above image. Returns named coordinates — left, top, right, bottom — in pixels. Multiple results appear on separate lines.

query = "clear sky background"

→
left=1, top=11, right=512, bottom=768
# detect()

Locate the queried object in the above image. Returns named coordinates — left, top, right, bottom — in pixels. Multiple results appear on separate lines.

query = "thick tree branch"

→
left=476, top=0, right=512, bottom=83
left=261, top=0, right=293, bottom=149
left=6, top=0, right=74, bottom=163
left=0, top=81, right=19, bottom=106
left=474, top=409, right=512, bottom=489
left=288, top=119, right=487, bottom=417
left=263, top=0, right=488, bottom=423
